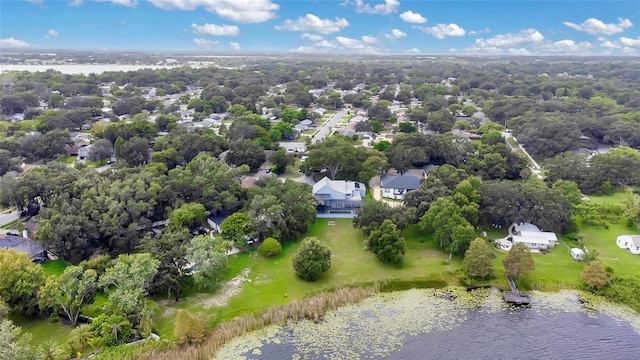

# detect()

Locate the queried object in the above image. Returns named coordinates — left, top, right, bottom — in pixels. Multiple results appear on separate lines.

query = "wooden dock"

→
left=503, top=275, right=531, bottom=305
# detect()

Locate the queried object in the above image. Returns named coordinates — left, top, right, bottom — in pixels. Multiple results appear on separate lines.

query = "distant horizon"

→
left=1, top=1, right=639, bottom=56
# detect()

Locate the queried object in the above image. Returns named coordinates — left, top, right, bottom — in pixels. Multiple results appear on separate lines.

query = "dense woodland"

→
left=1, top=56, right=640, bottom=357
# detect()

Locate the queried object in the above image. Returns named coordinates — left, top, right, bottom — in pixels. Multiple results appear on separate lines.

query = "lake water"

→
left=0, top=64, right=179, bottom=74
left=216, top=288, right=640, bottom=360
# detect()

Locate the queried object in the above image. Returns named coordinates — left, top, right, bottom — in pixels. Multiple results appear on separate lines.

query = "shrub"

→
left=258, top=237, right=282, bottom=257
left=174, top=309, right=205, bottom=345
left=292, top=237, right=331, bottom=281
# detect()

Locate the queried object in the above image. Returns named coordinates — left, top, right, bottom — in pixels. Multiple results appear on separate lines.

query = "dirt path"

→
left=200, top=269, right=250, bottom=309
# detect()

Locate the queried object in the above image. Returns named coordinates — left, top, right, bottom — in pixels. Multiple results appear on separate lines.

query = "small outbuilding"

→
left=570, top=248, right=585, bottom=261
left=616, top=235, right=640, bottom=255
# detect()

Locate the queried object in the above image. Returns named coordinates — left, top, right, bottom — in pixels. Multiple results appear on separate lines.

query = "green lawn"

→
left=10, top=314, right=74, bottom=347
left=586, top=191, right=629, bottom=205
left=153, top=219, right=459, bottom=339
left=41, top=259, right=69, bottom=277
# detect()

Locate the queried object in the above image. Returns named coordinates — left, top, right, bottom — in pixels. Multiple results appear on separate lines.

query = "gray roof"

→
left=380, top=174, right=420, bottom=190
left=0, top=234, right=46, bottom=259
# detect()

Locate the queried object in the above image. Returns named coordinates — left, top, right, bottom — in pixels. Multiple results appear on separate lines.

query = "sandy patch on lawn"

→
left=200, top=269, right=251, bottom=308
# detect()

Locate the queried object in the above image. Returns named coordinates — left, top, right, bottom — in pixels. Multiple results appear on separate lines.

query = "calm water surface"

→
left=216, top=289, right=640, bottom=360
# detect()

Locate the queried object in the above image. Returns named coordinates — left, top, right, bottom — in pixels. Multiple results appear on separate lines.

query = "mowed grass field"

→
left=153, top=218, right=459, bottom=338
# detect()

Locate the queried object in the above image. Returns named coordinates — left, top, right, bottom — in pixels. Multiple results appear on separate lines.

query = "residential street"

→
left=311, top=109, right=348, bottom=144
left=0, top=210, right=19, bottom=227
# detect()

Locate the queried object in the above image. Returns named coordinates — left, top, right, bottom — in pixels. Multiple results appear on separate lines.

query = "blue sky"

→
left=1, top=0, right=639, bottom=55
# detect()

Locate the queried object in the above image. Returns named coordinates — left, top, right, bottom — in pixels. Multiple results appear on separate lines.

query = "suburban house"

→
left=510, top=223, right=559, bottom=250
left=519, top=231, right=558, bottom=248
left=0, top=234, right=47, bottom=262
left=616, top=235, right=640, bottom=255
left=313, top=177, right=366, bottom=211
left=380, top=174, right=420, bottom=200
left=511, top=235, right=551, bottom=250
left=207, top=215, right=229, bottom=233
left=77, top=144, right=93, bottom=160
left=279, top=141, right=307, bottom=153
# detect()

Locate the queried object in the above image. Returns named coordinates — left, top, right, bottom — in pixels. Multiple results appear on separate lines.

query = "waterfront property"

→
left=616, top=235, right=640, bottom=255
left=511, top=223, right=558, bottom=250
left=380, top=174, right=420, bottom=200
left=312, top=177, right=366, bottom=214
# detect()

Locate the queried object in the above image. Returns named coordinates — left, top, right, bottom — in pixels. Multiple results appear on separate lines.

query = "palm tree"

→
left=69, top=324, right=94, bottom=351
left=39, top=341, right=63, bottom=360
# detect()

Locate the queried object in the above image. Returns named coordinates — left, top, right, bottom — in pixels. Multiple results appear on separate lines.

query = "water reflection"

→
left=216, top=289, right=640, bottom=360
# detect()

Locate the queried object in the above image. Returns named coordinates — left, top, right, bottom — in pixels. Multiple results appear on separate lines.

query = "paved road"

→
left=311, top=109, right=348, bottom=144
left=503, top=132, right=543, bottom=179
left=0, top=210, right=19, bottom=227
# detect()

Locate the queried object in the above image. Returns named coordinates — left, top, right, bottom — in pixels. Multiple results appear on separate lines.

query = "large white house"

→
left=616, top=235, right=640, bottom=255
left=519, top=231, right=558, bottom=248
left=512, top=235, right=551, bottom=250
left=380, top=174, right=420, bottom=200
left=312, top=177, right=365, bottom=210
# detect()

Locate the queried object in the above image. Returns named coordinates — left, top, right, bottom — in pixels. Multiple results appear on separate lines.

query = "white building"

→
left=570, top=248, right=585, bottom=261
left=512, top=235, right=550, bottom=250
left=519, top=231, right=558, bottom=248
left=616, top=235, right=640, bottom=255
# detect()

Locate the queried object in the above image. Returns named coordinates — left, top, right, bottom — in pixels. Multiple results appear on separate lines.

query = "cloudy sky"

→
left=1, top=0, right=639, bottom=55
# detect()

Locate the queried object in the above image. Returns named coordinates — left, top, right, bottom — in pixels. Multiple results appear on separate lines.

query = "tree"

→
left=174, top=309, right=205, bottom=345
left=168, top=202, right=206, bottom=231
left=292, top=237, right=331, bottom=281
left=99, top=253, right=159, bottom=324
left=503, top=243, right=535, bottom=280
left=463, top=238, right=494, bottom=280
left=225, top=139, right=266, bottom=172
left=185, top=235, right=229, bottom=288
left=258, top=237, right=282, bottom=257
left=220, top=212, right=250, bottom=244
left=114, top=136, right=150, bottom=166
left=0, top=320, right=39, bottom=360
left=38, top=266, right=98, bottom=326
left=88, top=139, right=114, bottom=162
left=581, top=261, right=611, bottom=290
left=68, top=324, right=94, bottom=352
left=39, top=340, right=64, bottom=360
left=398, top=122, right=417, bottom=133
left=305, top=137, right=361, bottom=180
left=366, top=220, right=406, bottom=265
left=270, top=148, right=290, bottom=174
left=0, top=248, right=44, bottom=316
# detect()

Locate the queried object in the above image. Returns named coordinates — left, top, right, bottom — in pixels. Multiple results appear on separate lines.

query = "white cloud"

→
left=537, top=39, right=593, bottom=54
left=419, top=23, right=465, bottom=39
left=361, top=35, right=378, bottom=44
left=0, top=37, right=30, bottom=48
left=336, top=36, right=368, bottom=49
left=301, top=33, right=324, bottom=42
left=23, top=0, right=43, bottom=4
left=148, top=0, right=278, bottom=23
left=620, top=36, right=640, bottom=47
left=563, top=18, right=632, bottom=35
left=290, top=46, right=330, bottom=53
left=474, top=28, right=544, bottom=48
left=347, top=0, right=399, bottom=15
left=45, top=29, right=59, bottom=39
left=385, top=28, right=407, bottom=39
left=229, top=41, right=241, bottom=50
left=95, top=0, right=138, bottom=7
left=407, top=48, right=421, bottom=54
left=68, top=0, right=84, bottom=6
left=277, top=14, right=349, bottom=34
left=191, top=23, right=239, bottom=36
left=468, top=28, right=490, bottom=35
left=600, top=40, right=621, bottom=49
left=400, top=10, right=426, bottom=23
left=193, top=38, right=218, bottom=47
left=508, top=48, right=531, bottom=56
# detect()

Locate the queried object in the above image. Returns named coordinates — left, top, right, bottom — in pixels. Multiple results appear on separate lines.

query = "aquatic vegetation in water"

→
left=216, top=287, right=640, bottom=360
